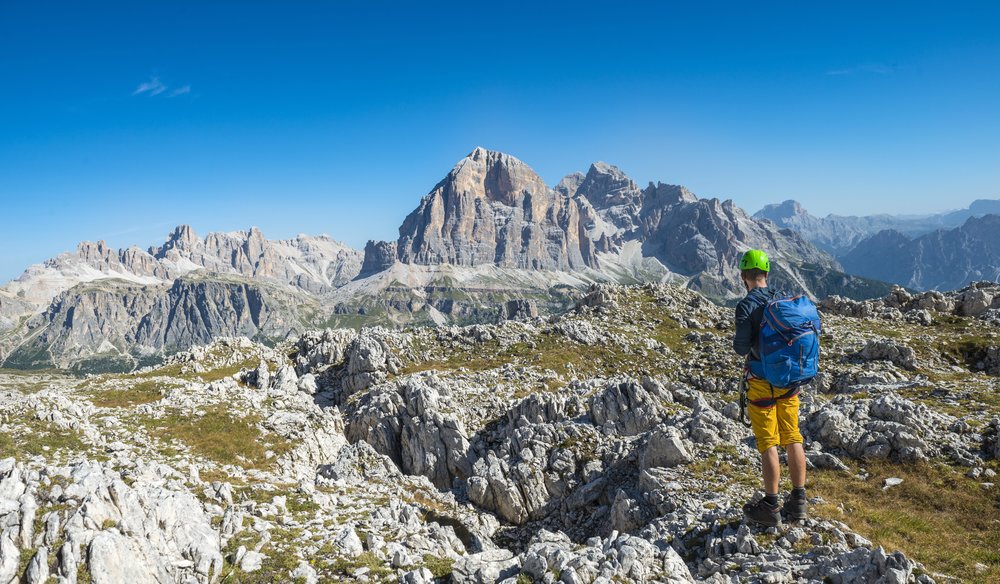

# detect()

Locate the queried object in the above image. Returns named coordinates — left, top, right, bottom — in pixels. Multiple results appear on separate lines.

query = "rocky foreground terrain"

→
left=0, top=282, right=998, bottom=583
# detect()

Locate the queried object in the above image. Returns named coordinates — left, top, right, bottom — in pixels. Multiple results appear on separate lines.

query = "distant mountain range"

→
left=840, top=215, right=1000, bottom=291
left=754, top=199, right=1000, bottom=290
left=1, top=148, right=894, bottom=371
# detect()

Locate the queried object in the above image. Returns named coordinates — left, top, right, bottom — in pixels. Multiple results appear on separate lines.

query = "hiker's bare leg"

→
left=786, top=442, right=806, bottom=488
left=762, top=446, right=780, bottom=494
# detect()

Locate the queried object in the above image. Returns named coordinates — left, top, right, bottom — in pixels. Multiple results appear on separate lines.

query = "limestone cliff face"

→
left=396, top=148, right=596, bottom=270
left=571, top=162, right=645, bottom=254
left=0, top=225, right=362, bottom=370
left=4, top=276, right=313, bottom=370
left=151, top=226, right=363, bottom=292
left=357, top=240, right=397, bottom=279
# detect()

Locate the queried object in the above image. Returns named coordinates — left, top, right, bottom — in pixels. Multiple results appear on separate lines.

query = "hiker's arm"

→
left=733, top=301, right=753, bottom=356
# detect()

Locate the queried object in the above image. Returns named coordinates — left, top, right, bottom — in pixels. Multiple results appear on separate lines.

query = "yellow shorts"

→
left=747, top=377, right=803, bottom=454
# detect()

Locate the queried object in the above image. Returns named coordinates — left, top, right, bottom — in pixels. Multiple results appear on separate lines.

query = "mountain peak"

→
left=556, top=172, right=586, bottom=197
left=756, top=200, right=808, bottom=221
left=467, top=145, right=493, bottom=159
left=577, top=161, right=640, bottom=209
left=462, top=146, right=521, bottom=166
left=588, top=161, right=625, bottom=176
left=168, top=224, right=198, bottom=248
left=442, top=147, right=546, bottom=207
left=396, top=149, right=591, bottom=269
left=643, top=182, right=698, bottom=206
left=150, top=225, right=199, bottom=259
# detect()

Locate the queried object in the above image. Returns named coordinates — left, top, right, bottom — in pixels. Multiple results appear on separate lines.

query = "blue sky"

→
left=2, top=1, right=999, bottom=283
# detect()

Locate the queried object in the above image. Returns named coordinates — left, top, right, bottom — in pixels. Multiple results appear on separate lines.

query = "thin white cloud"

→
left=132, top=76, right=192, bottom=98
left=133, top=76, right=167, bottom=96
left=826, top=62, right=897, bottom=76
left=860, top=63, right=895, bottom=75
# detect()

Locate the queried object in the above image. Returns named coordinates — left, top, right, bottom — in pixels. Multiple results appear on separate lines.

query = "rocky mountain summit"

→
left=1, top=281, right=997, bottom=582
left=390, top=149, right=887, bottom=303
left=397, top=148, right=595, bottom=271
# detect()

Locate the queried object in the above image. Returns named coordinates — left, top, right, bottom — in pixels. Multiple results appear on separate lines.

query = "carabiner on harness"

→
left=738, top=374, right=752, bottom=428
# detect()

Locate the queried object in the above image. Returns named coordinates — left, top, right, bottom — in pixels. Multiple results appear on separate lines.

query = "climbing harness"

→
left=738, top=366, right=801, bottom=428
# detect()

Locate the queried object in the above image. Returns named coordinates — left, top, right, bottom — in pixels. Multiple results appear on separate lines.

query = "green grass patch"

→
left=88, top=379, right=173, bottom=408
left=219, top=529, right=301, bottom=584
left=943, top=335, right=996, bottom=368
left=199, top=358, right=260, bottom=383
left=330, top=551, right=394, bottom=580
left=141, top=404, right=292, bottom=469
left=0, top=417, right=88, bottom=458
left=892, top=382, right=1000, bottom=422
left=422, top=554, right=455, bottom=578
left=686, top=445, right=758, bottom=489
left=131, top=357, right=260, bottom=384
left=285, top=492, right=320, bottom=515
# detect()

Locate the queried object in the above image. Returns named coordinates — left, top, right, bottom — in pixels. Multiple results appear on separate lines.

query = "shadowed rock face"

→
left=576, top=162, right=643, bottom=211
left=357, top=240, right=398, bottom=279
left=641, top=196, right=836, bottom=290
left=0, top=225, right=363, bottom=369
left=3, top=277, right=313, bottom=370
left=396, top=147, right=596, bottom=270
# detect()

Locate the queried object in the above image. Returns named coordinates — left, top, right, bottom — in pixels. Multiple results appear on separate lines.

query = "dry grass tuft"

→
left=141, top=404, right=292, bottom=469
left=810, top=460, right=1000, bottom=581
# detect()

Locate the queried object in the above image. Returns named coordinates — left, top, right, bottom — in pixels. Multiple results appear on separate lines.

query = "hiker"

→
left=733, top=249, right=819, bottom=526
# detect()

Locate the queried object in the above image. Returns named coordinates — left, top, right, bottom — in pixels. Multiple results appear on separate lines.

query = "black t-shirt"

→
left=733, top=287, right=780, bottom=370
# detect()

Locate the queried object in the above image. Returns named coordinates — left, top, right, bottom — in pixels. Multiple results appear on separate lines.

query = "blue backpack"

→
left=758, top=294, right=821, bottom=388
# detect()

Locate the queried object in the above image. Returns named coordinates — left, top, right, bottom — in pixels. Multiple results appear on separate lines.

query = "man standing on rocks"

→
left=733, top=249, right=809, bottom=526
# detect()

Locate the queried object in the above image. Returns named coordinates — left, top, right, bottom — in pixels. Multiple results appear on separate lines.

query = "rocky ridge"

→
left=1, top=281, right=998, bottom=582
left=4, top=225, right=362, bottom=311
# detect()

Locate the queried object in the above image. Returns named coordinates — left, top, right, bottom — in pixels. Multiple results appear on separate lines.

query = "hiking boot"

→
left=783, top=493, right=808, bottom=521
left=743, top=498, right=781, bottom=527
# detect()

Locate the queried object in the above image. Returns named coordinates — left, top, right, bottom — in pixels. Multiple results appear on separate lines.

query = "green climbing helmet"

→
left=739, top=249, right=770, bottom=272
